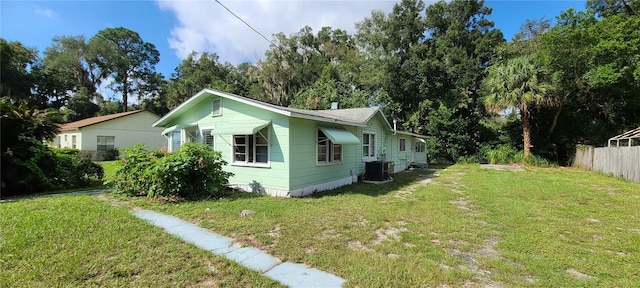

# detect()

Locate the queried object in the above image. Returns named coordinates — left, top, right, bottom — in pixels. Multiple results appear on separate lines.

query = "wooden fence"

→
left=574, top=145, right=640, bottom=182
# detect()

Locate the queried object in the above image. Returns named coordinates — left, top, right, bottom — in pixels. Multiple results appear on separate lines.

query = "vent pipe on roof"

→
left=331, top=102, right=339, bottom=110
left=393, top=119, right=397, bottom=134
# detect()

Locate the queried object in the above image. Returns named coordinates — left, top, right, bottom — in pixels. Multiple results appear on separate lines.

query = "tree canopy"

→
left=2, top=0, right=638, bottom=165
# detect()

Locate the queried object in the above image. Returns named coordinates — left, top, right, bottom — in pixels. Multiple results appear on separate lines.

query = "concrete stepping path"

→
left=135, top=210, right=345, bottom=288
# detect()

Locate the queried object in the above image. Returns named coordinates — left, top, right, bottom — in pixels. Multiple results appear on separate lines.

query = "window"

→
left=233, top=127, right=269, bottom=165
left=201, top=129, right=215, bottom=149
left=171, top=130, right=181, bottom=152
left=57, top=136, right=61, bottom=148
left=317, top=129, right=342, bottom=163
left=97, top=136, right=115, bottom=150
left=212, top=99, right=222, bottom=116
left=399, top=138, right=406, bottom=152
left=416, top=141, right=425, bottom=153
left=363, top=133, right=376, bottom=158
left=71, top=135, right=77, bottom=149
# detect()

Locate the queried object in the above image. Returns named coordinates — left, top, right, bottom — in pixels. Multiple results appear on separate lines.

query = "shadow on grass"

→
left=311, top=164, right=450, bottom=198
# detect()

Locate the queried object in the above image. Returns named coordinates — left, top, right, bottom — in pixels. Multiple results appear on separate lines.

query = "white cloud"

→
left=34, top=7, right=58, bottom=20
left=156, top=0, right=397, bottom=65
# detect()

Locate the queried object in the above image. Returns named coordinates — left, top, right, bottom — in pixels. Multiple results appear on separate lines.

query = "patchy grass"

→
left=0, top=195, right=282, bottom=287
left=128, top=165, right=640, bottom=287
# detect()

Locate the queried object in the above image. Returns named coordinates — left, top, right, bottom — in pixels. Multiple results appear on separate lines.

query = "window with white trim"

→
left=416, top=141, right=425, bottom=152
left=212, top=99, right=222, bottom=116
left=57, top=136, right=61, bottom=148
left=71, top=135, right=77, bottom=149
left=363, top=133, right=376, bottom=158
left=201, top=129, right=215, bottom=150
left=233, top=127, right=269, bottom=165
left=399, top=138, right=406, bottom=152
left=97, top=136, right=115, bottom=150
left=317, top=129, right=342, bottom=163
left=171, top=130, right=181, bottom=152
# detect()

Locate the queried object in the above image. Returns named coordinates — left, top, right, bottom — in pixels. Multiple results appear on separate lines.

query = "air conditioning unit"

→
left=364, top=161, right=393, bottom=181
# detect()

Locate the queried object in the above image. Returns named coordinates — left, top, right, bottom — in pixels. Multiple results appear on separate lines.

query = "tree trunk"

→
left=546, top=103, right=563, bottom=142
left=122, top=80, right=128, bottom=112
left=522, top=104, right=531, bottom=162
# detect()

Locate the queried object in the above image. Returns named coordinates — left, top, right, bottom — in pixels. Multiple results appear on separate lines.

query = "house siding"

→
left=166, top=95, right=291, bottom=193
left=153, top=89, right=428, bottom=197
left=288, top=117, right=358, bottom=195
left=355, top=114, right=389, bottom=176
left=55, top=111, right=165, bottom=151
left=79, top=111, right=166, bottom=150
left=58, top=132, right=82, bottom=149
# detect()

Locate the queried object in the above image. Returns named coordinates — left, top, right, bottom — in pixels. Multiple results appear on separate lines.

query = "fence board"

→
left=574, top=146, right=640, bottom=182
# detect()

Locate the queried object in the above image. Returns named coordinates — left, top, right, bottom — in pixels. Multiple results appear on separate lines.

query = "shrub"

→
left=52, top=148, right=104, bottom=188
left=107, top=144, right=163, bottom=196
left=148, top=143, right=233, bottom=199
left=107, top=143, right=233, bottom=199
left=485, top=144, right=520, bottom=164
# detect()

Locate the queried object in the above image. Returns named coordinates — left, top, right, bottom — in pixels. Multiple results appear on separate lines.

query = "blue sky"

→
left=1, top=0, right=584, bottom=78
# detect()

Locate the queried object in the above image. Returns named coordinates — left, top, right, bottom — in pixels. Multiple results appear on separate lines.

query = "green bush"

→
left=108, top=143, right=233, bottom=199
left=485, top=144, right=520, bottom=164
left=52, top=148, right=104, bottom=188
left=478, top=144, right=555, bottom=166
left=107, top=144, right=162, bottom=196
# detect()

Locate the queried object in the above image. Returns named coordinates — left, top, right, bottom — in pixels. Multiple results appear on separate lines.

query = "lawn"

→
left=0, top=195, right=282, bottom=287
left=2, top=164, right=638, bottom=287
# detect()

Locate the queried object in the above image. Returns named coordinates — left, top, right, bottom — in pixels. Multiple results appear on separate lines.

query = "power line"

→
left=214, top=0, right=277, bottom=47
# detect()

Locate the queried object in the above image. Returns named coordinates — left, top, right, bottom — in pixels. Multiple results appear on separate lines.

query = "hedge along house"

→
left=152, top=89, right=428, bottom=197
left=55, top=110, right=167, bottom=160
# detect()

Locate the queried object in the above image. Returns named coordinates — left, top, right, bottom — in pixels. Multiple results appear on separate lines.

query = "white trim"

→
left=231, top=126, right=270, bottom=166
left=153, top=88, right=368, bottom=128
left=362, top=132, right=377, bottom=160
left=199, top=125, right=216, bottom=150
left=231, top=176, right=355, bottom=197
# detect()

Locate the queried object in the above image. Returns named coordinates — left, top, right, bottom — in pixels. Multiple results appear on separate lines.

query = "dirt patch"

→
left=267, top=223, right=281, bottom=238
left=478, top=236, right=500, bottom=259
left=196, top=279, right=217, bottom=286
left=480, top=164, right=525, bottom=171
left=566, top=268, right=594, bottom=280
left=348, top=240, right=372, bottom=252
left=393, top=174, right=438, bottom=200
left=451, top=197, right=471, bottom=210
left=372, top=222, right=409, bottom=245
left=315, top=229, right=341, bottom=240
left=354, top=215, right=369, bottom=227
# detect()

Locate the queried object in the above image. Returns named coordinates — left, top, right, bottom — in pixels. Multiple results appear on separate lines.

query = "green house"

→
left=152, top=89, right=428, bottom=197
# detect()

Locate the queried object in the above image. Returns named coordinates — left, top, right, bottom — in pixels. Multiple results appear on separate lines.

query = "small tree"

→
left=482, top=55, right=554, bottom=161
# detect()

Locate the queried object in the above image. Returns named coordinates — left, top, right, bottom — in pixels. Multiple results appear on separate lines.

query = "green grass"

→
left=97, top=160, right=117, bottom=180
left=0, top=195, right=282, bottom=287
left=3, top=165, right=639, bottom=287
left=129, top=165, right=640, bottom=287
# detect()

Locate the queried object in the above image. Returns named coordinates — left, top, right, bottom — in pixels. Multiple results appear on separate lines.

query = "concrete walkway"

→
left=134, top=210, right=345, bottom=288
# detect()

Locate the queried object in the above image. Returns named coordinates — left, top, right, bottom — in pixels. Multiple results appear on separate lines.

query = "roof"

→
left=152, top=89, right=428, bottom=139
left=608, top=127, right=640, bottom=147
left=153, top=88, right=393, bottom=129
left=59, top=110, right=145, bottom=132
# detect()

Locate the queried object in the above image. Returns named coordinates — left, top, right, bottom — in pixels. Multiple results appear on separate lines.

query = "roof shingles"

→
left=59, top=110, right=143, bottom=132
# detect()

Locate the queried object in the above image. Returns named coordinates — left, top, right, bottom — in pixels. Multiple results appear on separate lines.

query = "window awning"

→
left=211, top=121, right=270, bottom=135
left=416, top=138, right=426, bottom=143
left=162, top=125, right=180, bottom=135
left=319, top=126, right=360, bottom=144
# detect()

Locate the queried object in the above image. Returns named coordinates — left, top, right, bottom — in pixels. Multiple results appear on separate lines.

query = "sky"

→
left=1, top=0, right=585, bottom=78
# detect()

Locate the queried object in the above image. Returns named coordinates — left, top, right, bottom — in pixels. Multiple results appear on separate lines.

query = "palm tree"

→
left=482, top=55, right=554, bottom=161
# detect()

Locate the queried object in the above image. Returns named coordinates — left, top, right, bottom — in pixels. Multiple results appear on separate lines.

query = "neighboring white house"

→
left=55, top=110, right=167, bottom=159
